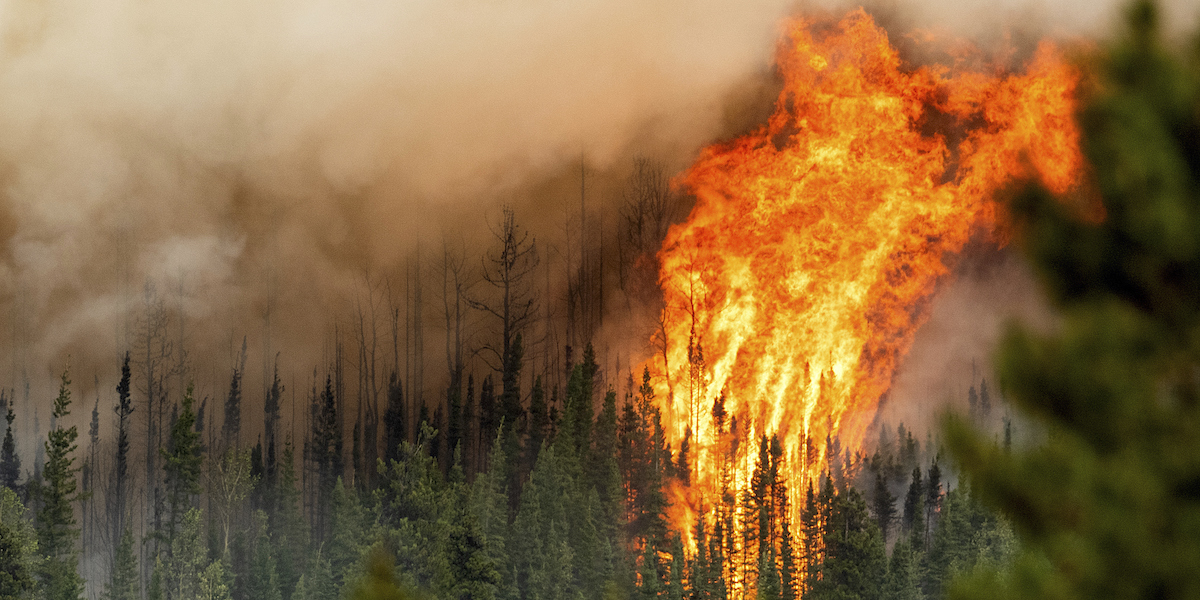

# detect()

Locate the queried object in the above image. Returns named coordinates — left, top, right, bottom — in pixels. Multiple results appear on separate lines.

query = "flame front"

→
left=649, top=9, right=1082, bottom=564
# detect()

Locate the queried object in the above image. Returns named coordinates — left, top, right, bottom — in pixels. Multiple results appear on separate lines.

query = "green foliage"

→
left=271, top=439, right=309, bottom=600
left=198, top=559, right=235, bottom=600
left=807, top=488, right=886, bottom=600
left=293, top=554, right=337, bottom=600
left=162, top=383, right=203, bottom=545
left=245, top=511, right=283, bottom=600
left=102, top=529, right=137, bottom=600
left=329, top=479, right=368, bottom=590
left=0, top=488, right=35, bottom=600
left=946, top=6, right=1200, bottom=600
left=36, top=370, right=83, bottom=600
left=0, top=405, right=19, bottom=493
left=160, top=508, right=211, bottom=600
left=346, top=546, right=418, bottom=600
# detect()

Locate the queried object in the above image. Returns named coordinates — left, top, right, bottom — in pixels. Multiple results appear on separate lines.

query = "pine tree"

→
left=469, top=431, right=513, bottom=599
left=161, top=508, right=229, bottom=600
left=0, top=405, right=19, bottom=492
left=383, top=372, right=405, bottom=463
left=872, top=472, right=897, bottom=546
left=327, top=479, right=366, bottom=590
left=293, top=554, right=337, bottom=600
left=245, top=511, right=283, bottom=600
left=104, top=529, right=138, bottom=600
left=109, top=353, right=133, bottom=556
left=526, top=376, right=548, bottom=472
left=780, top=509, right=796, bottom=600
left=36, top=369, right=84, bottom=600
left=0, top=488, right=35, bottom=599
left=307, top=373, right=344, bottom=545
left=945, top=11, right=1200, bottom=600
left=162, top=383, right=203, bottom=546
left=224, top=340, right=247, bottom=449
left=901, top=467, right=923, bottom=536
left=807, top=488, right=886, bottom=600
left=924, top=460, right=942, bottom=544
left=263, top=362, right=284, bottom=512
left=271, top=438, right=308, bottom=600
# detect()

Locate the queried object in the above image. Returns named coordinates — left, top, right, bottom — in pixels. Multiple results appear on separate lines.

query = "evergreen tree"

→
left=0, top=488, right=35, bottom=600
left=162, top=383, right=203, bottom=546
left=307, top=373, right=344, bottom=545
left=264, top=363, right=283, bottom=485
left=924, top=460, right=942, bottom=543
left=35, top=369, right=84, bottom=600
left=882, top=541, right=922, bottom=600
left=944, top=16, right=1200, bottom=597
left=526, top=376, right=547, bottom=472
left=780, top=510, right=796, bottom=600
left=807, top=488, right=886, bottom=600
left=109, top=352, right=133, bottom=562
left=161, top=508, right=209, bottom=600
left=224, top=340, right=247, bottom=449
left=0, top=405, right=19, bottom=493
left=327, top=479, right=366, bottom=590
left=469, top=431, right=513, bottom=600
left=103, top=529, right=138, bottom=600
left=478, top=377, right=497, bottom=458
left=293, top=554, right=337, bottom=600
left=245, top=511, right=283, bottom=600
left=198, top=559, right=234, bottom=600
left=902, top=467, right=923, bottom=536
left=755, top=544, right=780, bottom=600
left=872, top=471, right=897, bottom=546
left=383, top=372, right=405, bottom=463
left=271, top=438, right=308, bottom=600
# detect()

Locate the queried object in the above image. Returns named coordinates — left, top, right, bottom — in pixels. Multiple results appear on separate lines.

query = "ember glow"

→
left=651, top=9, right=1082, bottom=551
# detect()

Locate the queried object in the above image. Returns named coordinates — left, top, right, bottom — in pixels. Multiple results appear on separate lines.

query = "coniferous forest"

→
left=1, top=2, right=1199, bottom=600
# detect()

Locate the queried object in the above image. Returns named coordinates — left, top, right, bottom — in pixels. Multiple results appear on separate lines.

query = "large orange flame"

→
left=651, top=9, right=1082, bottom=559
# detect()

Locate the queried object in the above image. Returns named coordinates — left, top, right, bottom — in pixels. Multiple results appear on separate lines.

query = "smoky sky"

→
left=0, top=0, right=1194, bottom=417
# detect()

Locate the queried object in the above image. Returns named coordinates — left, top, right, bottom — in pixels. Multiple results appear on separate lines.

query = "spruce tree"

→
left=0, top=488, right=34, bottom=599
left=901, top=467, right=923, bottom=536
left=36, top=369, right=84, bottom=600
left=245, top=511, right=283, bottom=600
left=872, top=471, right=897, bottom=545
left=383, top=372, right=405, bottom=463
left=271, top=438, right=308, bottom=600
left=223, top=339, right=247, bottom=449
left=162, top=383, right=202, bottom=547
left=104, top=529, right=138, bottom=600
left=947, top=7, right=1200, bottom=600
left=0, top=405, right=19, bottom=492
left=110, top=352, right=133, bottom=557
left=807, top=488, right=886, bottom=600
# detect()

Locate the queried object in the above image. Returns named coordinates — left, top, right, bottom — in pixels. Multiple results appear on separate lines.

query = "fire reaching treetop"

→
left=650, top=8, right=1083, bottom=555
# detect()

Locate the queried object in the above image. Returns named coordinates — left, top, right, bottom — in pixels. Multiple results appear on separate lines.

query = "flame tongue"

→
left=654, top=9, right=1081, bottom=540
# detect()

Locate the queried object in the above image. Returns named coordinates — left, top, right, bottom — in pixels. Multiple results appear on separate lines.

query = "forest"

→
left=0, top=0, right=1198, bottom=599
left=0, top=322, right=1017, bottom=600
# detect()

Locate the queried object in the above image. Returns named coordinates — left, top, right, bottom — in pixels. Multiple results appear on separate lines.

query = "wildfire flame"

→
left=651, top=9, right=1082, bottom=556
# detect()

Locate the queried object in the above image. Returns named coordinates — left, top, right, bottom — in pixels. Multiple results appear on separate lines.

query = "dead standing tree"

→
left=440, top=242, right=475, bottom=469
left=469, top=207, right=539, bottom=447
left=133, top=281, right=183, bottom=586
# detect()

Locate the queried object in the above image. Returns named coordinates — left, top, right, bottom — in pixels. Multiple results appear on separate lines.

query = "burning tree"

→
left=649, top=8, right=1086, bottom=598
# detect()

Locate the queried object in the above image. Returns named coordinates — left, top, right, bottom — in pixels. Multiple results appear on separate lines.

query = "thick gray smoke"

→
left=0, top=0, right=802, bottom=395
left=0, top=0, right=1194, bottom=416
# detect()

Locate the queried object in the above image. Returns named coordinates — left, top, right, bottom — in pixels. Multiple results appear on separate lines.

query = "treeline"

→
left=0, top=337, right=1018, bottom=600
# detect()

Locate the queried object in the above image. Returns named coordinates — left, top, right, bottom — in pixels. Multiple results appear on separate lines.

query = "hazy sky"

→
left=0, top=0, right=1193, bottom=404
